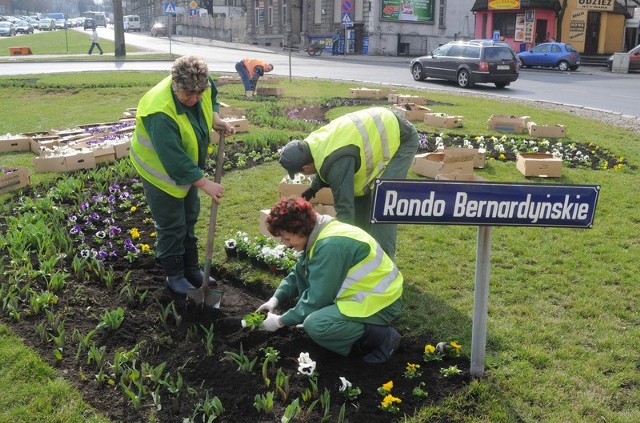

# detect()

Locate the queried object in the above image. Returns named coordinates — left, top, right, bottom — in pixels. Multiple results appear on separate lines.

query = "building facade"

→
left=471, top=0, right=636, bottom=55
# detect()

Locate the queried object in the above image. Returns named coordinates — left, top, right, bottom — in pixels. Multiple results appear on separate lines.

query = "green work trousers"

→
left=354, top=113, right=419, bottom=260
left=303, top=297, right=402, bottom=357
left=141, top=178, right=200, bottom=259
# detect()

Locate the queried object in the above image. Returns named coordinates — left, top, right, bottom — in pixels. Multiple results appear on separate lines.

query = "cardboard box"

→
left=113, top=140, right=131, bottom=159
left=259, top=209, right=280, bottom=241
left=388, top=94, right=427, bottom=105
left=33, top=151, right=96, bottom=173
left=487, top=114, right=531, bottom=133
left=350, top=88, right=383, bottom=98
left=438, top=146, right=486, bottom=168
left=260, top=76, right=280, bottom=84
left=72, top=141, right=116, bottom=164
left=216, top=75, right=242, bottom=85
left=393, top=104, right=433, bottom=121
left=424, top=113, right=464, bottom=128
left=516, top=153, right=562, bottom=178
left=411, top=151, right=475, bottom=179
left=435, top=173, right=488, bottom=182
left=313, top=204, right=336, bottom=217
left=279, top=178, right=334, bottom=205
left=0, top=167, right=30, bottom=195
left=224, top=118, right=249, bottom=133
left=256, top=86, right=283, bottom=96
left=527, top=122, right=566, bottom=138
left=0, top=136, right=32, bottom=153
left=218, top=102, right=246, bottom=119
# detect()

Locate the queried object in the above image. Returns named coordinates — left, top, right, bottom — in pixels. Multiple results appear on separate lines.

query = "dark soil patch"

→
left=1, top=178, right=471, bottom=423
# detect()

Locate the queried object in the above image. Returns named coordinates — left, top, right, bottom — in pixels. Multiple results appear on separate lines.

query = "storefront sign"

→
left=569, top=10, right=587, bottom=42
left=380, top=0, right=434, bottom=23
left=576, top=0, right=614, bottom=12
left=488, top=0, right=520, bottom=10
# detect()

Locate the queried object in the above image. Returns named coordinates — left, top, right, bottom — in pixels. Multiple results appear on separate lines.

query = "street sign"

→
left=371, top=180, right=599, bottom=228
left=371, top=178, right=600, bottom=377
left=342, top=13, right=353, bottom=27
left=163, top=2, right=176, bottom=15
left=190, top=1, right=198, bottom=9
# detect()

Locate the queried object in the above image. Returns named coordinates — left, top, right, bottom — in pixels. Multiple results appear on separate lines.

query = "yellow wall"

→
left=561, top=0, right=627, bottom=54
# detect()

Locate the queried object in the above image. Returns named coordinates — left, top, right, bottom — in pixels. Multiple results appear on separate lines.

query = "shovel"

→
left=187, top=128, right=226, bottom=308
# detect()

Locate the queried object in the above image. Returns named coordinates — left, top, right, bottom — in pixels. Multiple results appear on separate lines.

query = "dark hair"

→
left=267, top=197, right=316, bottom=237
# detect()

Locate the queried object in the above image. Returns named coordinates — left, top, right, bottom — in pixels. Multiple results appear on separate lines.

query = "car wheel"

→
left=558, top=60, right=569, bottom=71
left=457, top=69, right=471, bottom=88
left=495, top=82, right=509, bottom=89
left=411, top=63, right=424, bottom=81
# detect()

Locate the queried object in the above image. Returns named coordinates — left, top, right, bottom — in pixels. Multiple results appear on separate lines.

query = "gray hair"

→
left=171, top=56, right=210, bottom=92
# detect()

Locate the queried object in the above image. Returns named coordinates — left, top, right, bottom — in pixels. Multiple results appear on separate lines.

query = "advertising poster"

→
left=569, top=10, right=587, bottom=42
left=380, top=0, right=434, bottom=23
left=515, top=12, right=533, bottom=43
left=515, top=14, right=525, bottom=42
left=488, top=0, right=521, bottom=10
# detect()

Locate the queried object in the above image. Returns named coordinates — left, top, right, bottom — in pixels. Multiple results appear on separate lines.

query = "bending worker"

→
left=257, top=197, right=403, bottom=364
left=234, top=58, right=274, bottom=97
left=130, top=55, right=235, bottom=296
left=278, top=107, right=419, bottom=260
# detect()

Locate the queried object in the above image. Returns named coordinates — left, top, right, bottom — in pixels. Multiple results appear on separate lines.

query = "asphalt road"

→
left=1, top=28, right=638, bottom=119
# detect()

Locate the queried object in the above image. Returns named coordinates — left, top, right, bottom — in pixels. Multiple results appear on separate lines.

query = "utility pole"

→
left=113, top=0, right=126, bottom=57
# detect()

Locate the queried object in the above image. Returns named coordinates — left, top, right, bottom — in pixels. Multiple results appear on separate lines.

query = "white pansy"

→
left=339, top=377, right=352, bottom=392
left=297, top=352, right=316, bottom=376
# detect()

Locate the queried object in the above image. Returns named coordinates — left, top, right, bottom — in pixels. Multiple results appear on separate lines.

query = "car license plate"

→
left=576, top=61, right=581, bottom=64
left=497, top=65, right=510, bottom=70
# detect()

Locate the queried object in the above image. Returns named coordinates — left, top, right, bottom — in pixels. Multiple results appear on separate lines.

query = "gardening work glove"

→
left=257, top=297, right=278, bottom=313
left=261, top=312, right=284, bottom=332
left=301, top=188, right=317, bottom=201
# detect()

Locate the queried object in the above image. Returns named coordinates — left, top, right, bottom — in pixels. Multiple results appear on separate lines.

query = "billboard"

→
left=381, top=0, right=434, bottom=23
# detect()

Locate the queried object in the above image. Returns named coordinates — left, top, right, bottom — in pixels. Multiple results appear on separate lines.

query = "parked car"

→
left=606, top=43, right=640, bottom=72
left=39, top=18, right=56, bottom=31
left=0, top=21, right=15, bottom=36
left=26, top=16, right=40, bottom=30
left=54, top=18, right=65, bottom=29
left=14, top=19, right=34, bottom=34
left=410, top=40, right=520, bottom=88
left=517, top=42, right=581, bottom=71
left=150, top=22, right=167, bottom=37
left=83, top=17, right=95, bottom=30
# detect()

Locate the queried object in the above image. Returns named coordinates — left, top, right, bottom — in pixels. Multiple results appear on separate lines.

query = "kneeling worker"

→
left=234, top=58, right=274, bottom=97
left=257, top=197, right=403, bottom=364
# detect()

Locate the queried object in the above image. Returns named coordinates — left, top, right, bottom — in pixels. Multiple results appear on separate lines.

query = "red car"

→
left=150, top=23, right=167, bottom=37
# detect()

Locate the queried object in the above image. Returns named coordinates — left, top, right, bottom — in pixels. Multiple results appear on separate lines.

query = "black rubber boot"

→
left=361, top=324, right=401, bottom=364
left=183, top=248, right=217, bottom=288
left=159, top=255, right=195, bottom=296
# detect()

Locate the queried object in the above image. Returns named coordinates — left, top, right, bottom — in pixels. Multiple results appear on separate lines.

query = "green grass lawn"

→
left=1, top=71, right=639, bottom=422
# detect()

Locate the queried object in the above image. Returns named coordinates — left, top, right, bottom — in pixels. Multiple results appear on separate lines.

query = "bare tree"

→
left=112, top=0, right=126, bottom=57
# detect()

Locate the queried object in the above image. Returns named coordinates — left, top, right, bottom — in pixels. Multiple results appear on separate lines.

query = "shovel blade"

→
left=186, top=285, right=223, bottom=309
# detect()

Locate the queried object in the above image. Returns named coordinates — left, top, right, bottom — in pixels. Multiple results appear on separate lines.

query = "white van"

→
left=123, top=15, right=141, bottom=32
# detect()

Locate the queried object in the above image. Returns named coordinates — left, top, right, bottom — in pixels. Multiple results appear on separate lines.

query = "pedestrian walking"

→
left=88, top=28, right=103, bottom=55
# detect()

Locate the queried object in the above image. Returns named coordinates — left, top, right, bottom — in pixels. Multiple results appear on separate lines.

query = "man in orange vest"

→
left=235, top=58, right=274, bottom=97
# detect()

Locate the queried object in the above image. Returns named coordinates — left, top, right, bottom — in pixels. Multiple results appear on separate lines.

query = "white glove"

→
left=261, top=312, right=284, bottom=332
left=256, top=297, right=278, bottom=313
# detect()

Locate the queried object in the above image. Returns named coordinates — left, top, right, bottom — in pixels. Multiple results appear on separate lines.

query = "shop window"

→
left=493, top=13, right=515, bottom=38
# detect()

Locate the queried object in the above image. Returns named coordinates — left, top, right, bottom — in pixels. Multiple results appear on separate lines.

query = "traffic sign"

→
left=341, top=12, right=353, bottom=27
left=163, top=2, right=176, bottom=15
left=190, top=1, right=198, bottom=9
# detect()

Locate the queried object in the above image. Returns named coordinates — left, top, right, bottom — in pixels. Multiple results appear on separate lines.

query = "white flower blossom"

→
left=339, top=377, right=352, bottom=392
left=297, top=352, right=316, bottom=376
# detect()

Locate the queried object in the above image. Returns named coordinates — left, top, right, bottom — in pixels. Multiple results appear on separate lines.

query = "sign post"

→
left=372, top=180, right=600, bottom=376
left=163, top=2, right=176, bottom=54
left=341, top=0, right=353, bottom=55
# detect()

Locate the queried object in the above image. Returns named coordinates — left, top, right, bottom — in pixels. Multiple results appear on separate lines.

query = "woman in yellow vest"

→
left=130, top=56, right=235, bottom=296
left=278, top=107, right=419, bottom=260
left=234, top=57, right=274, bottom=97
left=257, top=197, right=403, bottom=364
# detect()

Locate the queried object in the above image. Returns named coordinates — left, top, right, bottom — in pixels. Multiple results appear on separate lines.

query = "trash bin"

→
left=611, top=53, right=630, bottom=73
left=520, top=43, right=527, bottom=52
